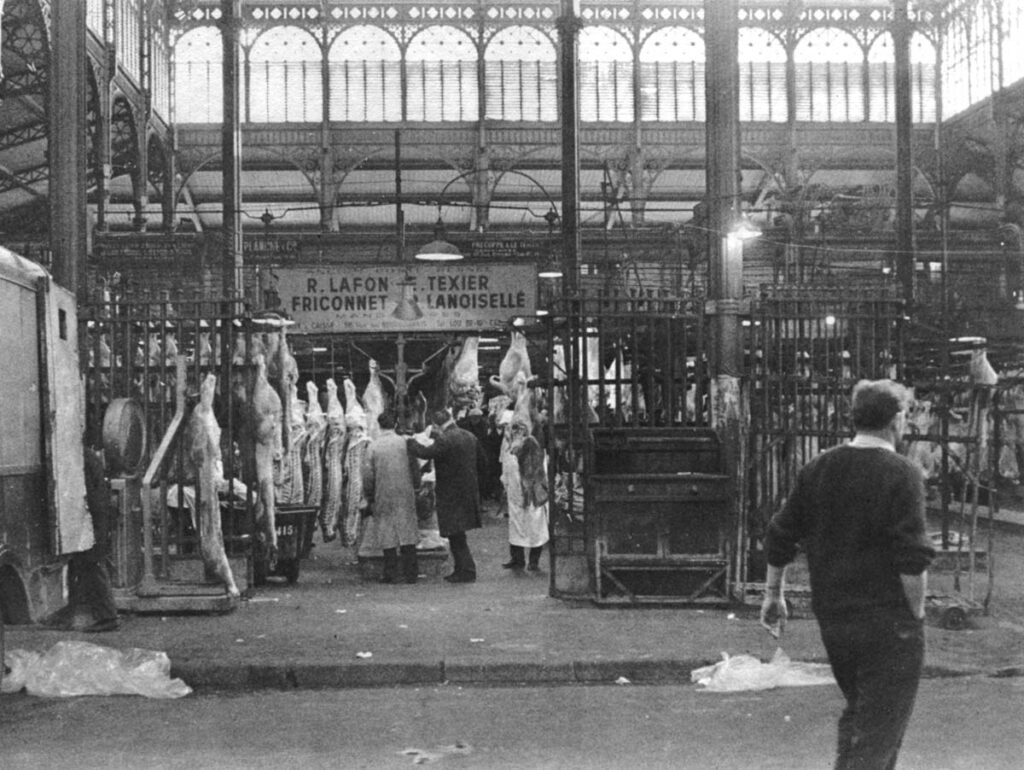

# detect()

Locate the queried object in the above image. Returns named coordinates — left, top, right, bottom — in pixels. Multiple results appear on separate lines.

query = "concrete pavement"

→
left=6, top=511, right=1024, bottom=693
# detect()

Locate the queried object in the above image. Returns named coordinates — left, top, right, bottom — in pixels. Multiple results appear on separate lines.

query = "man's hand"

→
left=760, top=588, right=787, bottom=639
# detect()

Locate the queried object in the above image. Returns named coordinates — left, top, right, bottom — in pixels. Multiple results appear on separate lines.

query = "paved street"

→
left=2, top=676, right=1022, bottom=769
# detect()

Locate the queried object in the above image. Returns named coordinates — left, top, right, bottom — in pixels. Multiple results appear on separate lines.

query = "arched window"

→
left=638, top=27, right=704, bottom=122
left=579, top=26, right=633, bottom=122
left=117, top=0, right=141, bottom=83
left=966, top=0, right=994, bottom=107
left=328, top=26, right=401, bottom=122
left=484, top=26, right=557, bottom=122
left=1004, top=1, right=1024, bottom=86
left=738, top=28, right=787, bottom=122
left=248, top=26, right=322, bottom=123
left=793, top=28, right=864, bottom=122
left=173, top=26, right=222, bottom=123
left=866, top=32, right=936, bottom=123
left=406, top=26, right=477, bottom=122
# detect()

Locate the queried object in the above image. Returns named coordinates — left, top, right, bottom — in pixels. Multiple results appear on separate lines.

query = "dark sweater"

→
left=765, top=443, right=935, bottom=621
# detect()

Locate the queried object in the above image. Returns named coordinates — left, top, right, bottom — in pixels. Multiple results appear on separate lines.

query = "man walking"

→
left=760, top=379, right=935, bottom=770
left=407, top=408, right=483, bottom=583
left=361, top=412, right=420, bottom=584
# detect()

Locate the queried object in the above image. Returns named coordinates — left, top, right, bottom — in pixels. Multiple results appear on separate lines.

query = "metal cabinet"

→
left=590, top=429, right=732, bottom=605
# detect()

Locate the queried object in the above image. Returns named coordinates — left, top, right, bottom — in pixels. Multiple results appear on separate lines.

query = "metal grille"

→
left=542, top=293, right=709, bottom=598
left=78, top=290, right=257, bottom=579
left=745, top=285, right=905, bottom=583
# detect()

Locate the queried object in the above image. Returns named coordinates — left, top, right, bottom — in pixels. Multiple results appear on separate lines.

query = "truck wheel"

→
left=942, top=606, right=968, bottom=630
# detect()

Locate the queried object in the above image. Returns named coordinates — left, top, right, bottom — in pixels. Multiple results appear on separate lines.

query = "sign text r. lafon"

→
left=273, top=263, right=537, bottom=333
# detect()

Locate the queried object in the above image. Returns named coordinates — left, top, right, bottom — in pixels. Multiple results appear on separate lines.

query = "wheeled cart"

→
left=254, top=505, right=318, bottom=585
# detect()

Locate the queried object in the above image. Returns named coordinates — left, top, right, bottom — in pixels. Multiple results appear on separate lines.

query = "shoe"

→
left=82, top=618, right=119, bottom=633
left=527, top=564, right=541, bottom=572
left=404, top=575, right=419, bottom=584
left=502, top=560, right=525, bottom=570
left=444, top=572, right=476, bottom=583
left=379, top=575, right=399, bottom=584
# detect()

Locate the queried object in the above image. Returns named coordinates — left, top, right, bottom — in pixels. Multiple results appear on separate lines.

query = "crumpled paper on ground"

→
left=691, top=648, right=835, bottom=692
left=2, top=640, right=192, bottom=699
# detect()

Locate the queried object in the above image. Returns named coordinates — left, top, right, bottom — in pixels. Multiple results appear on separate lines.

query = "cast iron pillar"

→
left=49, top=1, right=88, bottom=294
left=705, top=0, right=743, bottom=379
left=558, top=0, right=581, bottom=297
left=894, top=0, right=915, bottom=306
left=221, top=0, right=244, bottom=296
left=704, top=0, right=746, bottom=595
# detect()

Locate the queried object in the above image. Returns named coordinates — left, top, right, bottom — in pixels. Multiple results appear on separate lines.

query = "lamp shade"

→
left=414, top=238, right=464, bottom=261
left=392, top=296, right=424, bottom=321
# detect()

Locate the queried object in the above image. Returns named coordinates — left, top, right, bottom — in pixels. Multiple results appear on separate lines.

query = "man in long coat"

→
left=362, top=412, right=420, bottom=583
left=407, top=408, right=483, bottom=583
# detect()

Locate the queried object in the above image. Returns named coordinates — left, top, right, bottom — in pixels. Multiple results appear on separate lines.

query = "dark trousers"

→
left=447, top=531, right=476, bottom=577
left=819, top=610, right=925, bottom=770
left=381, top=545, right=419, bottom=583
left=508, top=545, right=543, bottom=567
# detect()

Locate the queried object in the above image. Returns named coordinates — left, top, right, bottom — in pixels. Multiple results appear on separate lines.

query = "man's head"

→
left=377, top=411, right=397, bottom=431
left=850, top=379, right=911, bottom=431
left=431, top=408, right=452, bottom=428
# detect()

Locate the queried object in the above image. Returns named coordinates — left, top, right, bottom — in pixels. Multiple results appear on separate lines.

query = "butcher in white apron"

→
left=498, top=409, right=549, bottom=571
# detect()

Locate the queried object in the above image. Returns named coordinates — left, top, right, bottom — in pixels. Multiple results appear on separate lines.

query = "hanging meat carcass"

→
left=491, top=331, right=533, bottom=399
left=449, top=336, right=483, bottom=415
left=340, top=377, right=371, bottom=546
left=407, top=344, right=457, bottom=431
left=253, top=354, right=283, bottom=557
left=362, top=359, right=386, bottom=440
left=265, top=321, right=300, bottom=453
left=550, top=341, right=567, bottom=425
left=509, top=385, right=549, bottom=511
left=320, top=378, right=347, bottom=542
left=303, top=380, right=327, bottom=511
left=187, top=373, right=240, bottom=597
left=275, top=381, right=306, bottom=505
left=605, top=348, right=646, bottom=423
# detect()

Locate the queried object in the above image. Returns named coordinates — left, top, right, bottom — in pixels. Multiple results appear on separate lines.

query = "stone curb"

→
left=172, top=657, right=1022, bottom=692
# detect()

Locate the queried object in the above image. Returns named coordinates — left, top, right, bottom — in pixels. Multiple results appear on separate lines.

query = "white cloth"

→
left=166, top=470, right=247, bottom=529
left=500, top=434, right=549, bottom=548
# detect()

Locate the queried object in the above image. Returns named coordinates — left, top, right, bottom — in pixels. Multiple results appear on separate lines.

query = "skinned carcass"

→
left=362, top=359, right=386, bottom=439
left=509, top=386, right=548, bottom=510
left=604, top=348, right=646, bottom=423
left=303, top=381, right=327, bottom=511
left=449, top=336, right=483, bottom=414
left=341, top=378, right=371, bottom=546
left=264, top=322, right=299, bottom=453
left=904, top=396, right=970, bottom=499
left=252, top=355, right=283, bottom=556
left=491, top=331, right=532, bottom=399
left=275, top=381, right=306, bottom=505
left=187, top=373, right=240, bottom=597
left=407, top=344, right=457, bottom=429
left=320, top=378, right=346, bottom=542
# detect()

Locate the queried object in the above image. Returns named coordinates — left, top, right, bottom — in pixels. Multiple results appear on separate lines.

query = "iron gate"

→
left=743, top=284, right=906, bottom=590
left=78, top=290, right=258, bottom=595
left=540, top=294, right=734, bottom=603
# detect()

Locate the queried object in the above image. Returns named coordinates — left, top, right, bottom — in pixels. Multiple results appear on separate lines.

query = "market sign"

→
left=271, top=262, right=537, bottom=333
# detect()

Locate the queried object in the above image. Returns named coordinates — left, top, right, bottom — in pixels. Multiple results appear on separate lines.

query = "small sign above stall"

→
left=269, top=262, right=537, bottom=333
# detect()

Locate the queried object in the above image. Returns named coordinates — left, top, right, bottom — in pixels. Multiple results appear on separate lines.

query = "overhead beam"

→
left=0, top=162, right=48, bottom=196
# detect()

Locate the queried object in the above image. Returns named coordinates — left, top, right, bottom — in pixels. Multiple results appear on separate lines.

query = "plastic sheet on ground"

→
left=1, top=640, right=192, bottom=699
left=690, top=648, right=835, bottom=692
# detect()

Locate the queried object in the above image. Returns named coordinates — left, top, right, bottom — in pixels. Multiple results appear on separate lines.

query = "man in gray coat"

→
left=407, top=408, right=483, bottom=583
left=362, top=411, right=420, bottom=583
